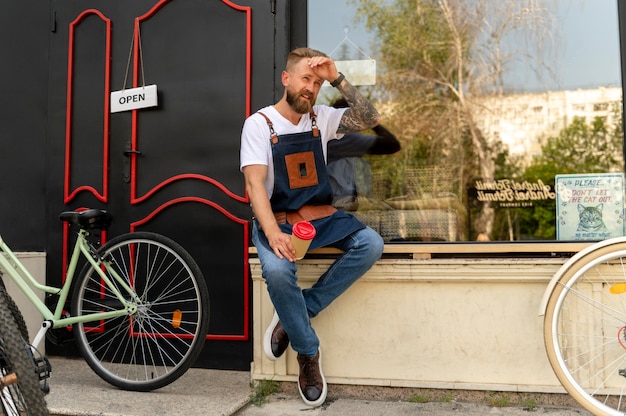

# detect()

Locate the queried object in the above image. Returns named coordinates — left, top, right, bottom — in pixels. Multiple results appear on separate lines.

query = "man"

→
left=240, top=48, right=384, bottom=407
left=327, top=97, right=400, bottom=210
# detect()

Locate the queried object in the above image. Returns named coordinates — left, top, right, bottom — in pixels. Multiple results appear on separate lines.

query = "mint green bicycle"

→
left=0, top=209, right=210, bottom=415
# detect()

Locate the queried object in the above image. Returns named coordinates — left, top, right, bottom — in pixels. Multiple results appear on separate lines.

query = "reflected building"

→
left=473, top=86, right=622, bottom=165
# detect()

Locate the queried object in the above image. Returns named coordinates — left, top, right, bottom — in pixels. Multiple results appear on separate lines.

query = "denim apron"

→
left=260, top=111, right=365, bottom=249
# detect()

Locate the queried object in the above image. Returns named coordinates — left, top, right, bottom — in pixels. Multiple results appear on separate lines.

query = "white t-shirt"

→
left=240, top=105, right=346, bottom=198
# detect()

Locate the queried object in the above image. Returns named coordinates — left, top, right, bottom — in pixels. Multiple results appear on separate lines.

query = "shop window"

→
left=308, top=0, right=623, bottom=242
left=593, top=102, right=609, bottom=111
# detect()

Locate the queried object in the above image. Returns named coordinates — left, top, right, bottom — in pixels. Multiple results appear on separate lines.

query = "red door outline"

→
left=61, top=1, right=253, bottom=343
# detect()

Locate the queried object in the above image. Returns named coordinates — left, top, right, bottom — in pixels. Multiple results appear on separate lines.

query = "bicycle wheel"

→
left=544, top=238, right=626, bottom=416
left=72, top=231, right=209, bottom=391
left=0, top=287, right=48, bottom=415
left=0, top=281, right=29, bottom=345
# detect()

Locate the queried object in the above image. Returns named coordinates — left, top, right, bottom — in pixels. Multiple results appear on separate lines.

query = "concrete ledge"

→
left=250, top=249, right=575, bottom=393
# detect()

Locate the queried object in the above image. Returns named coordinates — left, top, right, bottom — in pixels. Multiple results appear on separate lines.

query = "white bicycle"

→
left=542, top=236, right=626, bottom=415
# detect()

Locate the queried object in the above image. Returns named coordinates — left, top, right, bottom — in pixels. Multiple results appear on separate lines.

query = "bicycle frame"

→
left=0, top=229, right=140, bottom=349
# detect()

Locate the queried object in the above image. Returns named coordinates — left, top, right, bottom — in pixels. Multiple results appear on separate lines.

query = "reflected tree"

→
left=351, top=0, right=559, bottom=238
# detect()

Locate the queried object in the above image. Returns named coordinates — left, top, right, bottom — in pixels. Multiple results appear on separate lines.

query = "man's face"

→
left=284, top=59, right=324, bottom=114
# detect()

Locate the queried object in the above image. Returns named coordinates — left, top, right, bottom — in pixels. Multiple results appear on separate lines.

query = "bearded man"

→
left=239, top=47, right=384, bottom=407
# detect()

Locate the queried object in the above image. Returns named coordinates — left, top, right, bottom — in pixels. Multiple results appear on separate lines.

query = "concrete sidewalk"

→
left=44, top=356, right=592, bottom=416
left=233, top=396, right=592, bottom=416
left=45, top=357, right=251, bottom=416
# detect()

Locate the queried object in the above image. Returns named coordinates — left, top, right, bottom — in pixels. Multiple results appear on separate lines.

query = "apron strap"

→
left=310, top=110, right=320, bottom=138
left=257, top=112, right=278, bottom=144
left=257, top=110, right=320, bottom=143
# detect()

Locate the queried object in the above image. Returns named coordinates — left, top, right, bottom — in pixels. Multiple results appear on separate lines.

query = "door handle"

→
left=122, top=142, right=142, bottom=183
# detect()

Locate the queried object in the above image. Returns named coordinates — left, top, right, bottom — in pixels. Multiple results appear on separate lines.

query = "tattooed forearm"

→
left=335, top=78, right=380, bottom=134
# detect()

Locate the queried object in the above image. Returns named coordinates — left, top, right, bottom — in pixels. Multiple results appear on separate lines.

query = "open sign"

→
left=110, top=85, right=158, bottom=113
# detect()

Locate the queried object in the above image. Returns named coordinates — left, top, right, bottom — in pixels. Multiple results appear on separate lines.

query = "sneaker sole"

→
left=263, top=311, right=281, bottom=361
left=298, top=348, right=327, bottom=407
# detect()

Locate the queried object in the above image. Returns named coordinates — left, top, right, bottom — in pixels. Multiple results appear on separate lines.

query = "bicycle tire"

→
left=0, top=281, right=29, bottom=342
left=544, top=238, right=626, bottom=416
left=0, top=285, right=48, bottom=416
left=71, top=231, right=210, bottom=391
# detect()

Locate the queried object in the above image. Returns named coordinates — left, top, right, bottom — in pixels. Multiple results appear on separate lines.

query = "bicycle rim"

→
left=544, top=241, right=626, bottom=416
left=0, top=294, right=48, bottom=415
left=72, top=232, right=209, bottom=391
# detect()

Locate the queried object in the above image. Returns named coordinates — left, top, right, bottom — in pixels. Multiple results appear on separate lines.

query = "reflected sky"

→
left=308, top=0, right=621, bottom=92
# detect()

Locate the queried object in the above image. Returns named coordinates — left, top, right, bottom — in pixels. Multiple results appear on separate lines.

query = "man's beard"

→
left=286, top=88, right=314, bottom=114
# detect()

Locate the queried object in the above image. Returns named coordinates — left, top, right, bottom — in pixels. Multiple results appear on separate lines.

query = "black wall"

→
left=0, top=1, right=50, bottom=250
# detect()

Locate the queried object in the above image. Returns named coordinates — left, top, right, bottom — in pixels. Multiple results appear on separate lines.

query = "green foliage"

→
left=408, top=394, right=430, bottom=403
left=249, top=379, right=280, bottom=406
left=355, top=0, right=462, bottom=86
left=438, top=392, right=454, bottom=403
left=521, top=397, right=538, bottom=411
left=486, top=392, right=511, bottom=407
left=537, top=113, right=623, bottom=174
left=516, top=111, right=624, bottom=239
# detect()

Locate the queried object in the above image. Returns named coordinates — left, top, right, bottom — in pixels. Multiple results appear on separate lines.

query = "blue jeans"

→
left=252, top=221, right=384, bottom=356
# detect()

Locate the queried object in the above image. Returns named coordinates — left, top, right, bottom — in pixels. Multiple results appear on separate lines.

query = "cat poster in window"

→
left=556, top=173, right=625, bottom=241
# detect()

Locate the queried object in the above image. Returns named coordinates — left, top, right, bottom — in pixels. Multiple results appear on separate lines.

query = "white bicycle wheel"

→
left=544, top=239, right=626, bottom=415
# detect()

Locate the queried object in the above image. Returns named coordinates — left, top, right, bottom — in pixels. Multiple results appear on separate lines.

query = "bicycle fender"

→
left=538, top=236, right=626, bottom=317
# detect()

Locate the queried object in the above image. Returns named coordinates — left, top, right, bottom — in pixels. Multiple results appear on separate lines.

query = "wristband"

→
left=330, top=72, right=345, bottom=88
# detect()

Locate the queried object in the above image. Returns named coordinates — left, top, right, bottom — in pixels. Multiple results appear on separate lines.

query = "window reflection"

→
left=309, top=0, right=623, bottom=242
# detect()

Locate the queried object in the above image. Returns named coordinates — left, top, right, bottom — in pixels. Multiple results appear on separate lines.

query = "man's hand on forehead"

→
left=306, top=56, right=339, bottom=83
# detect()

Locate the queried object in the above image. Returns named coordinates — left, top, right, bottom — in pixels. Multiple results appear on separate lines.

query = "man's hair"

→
left=286, top=47, right=327, bottom=72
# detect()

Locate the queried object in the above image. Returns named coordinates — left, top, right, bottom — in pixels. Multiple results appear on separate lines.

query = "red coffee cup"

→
left=291, top=221, right=316, bottom=260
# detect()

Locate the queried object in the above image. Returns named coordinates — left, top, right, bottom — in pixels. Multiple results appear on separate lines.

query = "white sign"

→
left=110, top=85, right=158, bottom=113
left=555, top=173, right=625, bottom=241
left=328, top=60, right=376, bottom=86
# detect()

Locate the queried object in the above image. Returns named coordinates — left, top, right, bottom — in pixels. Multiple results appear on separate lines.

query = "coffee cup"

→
left=291, top=221, right=316, bottom=260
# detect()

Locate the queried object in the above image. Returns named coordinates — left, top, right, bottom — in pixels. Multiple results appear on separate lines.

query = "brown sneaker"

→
left=297, top=349, right=327, bottom=407
left=263, top=311, right=289, bottom=360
